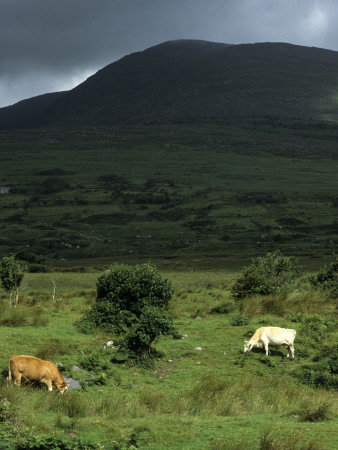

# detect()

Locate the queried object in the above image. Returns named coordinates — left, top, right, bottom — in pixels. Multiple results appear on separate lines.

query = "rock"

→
left=104, top=340, right=119, bottom=349
left=63, top=376, right=81, bottom=390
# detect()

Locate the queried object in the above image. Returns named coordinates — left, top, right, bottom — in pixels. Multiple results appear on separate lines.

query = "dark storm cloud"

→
left=1, top=0, right=338, bottom=106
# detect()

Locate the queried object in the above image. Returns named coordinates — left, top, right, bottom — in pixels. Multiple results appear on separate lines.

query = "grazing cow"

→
left=7, top=355, right=68, bottom=393
left=244, top=327, right=296, bottom=359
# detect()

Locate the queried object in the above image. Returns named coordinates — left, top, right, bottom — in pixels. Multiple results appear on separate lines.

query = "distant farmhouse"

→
left=0, top=187, right=10, bottom=194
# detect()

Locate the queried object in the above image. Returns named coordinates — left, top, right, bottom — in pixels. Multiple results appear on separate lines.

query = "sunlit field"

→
left=0, top=266, right=337, bottom=449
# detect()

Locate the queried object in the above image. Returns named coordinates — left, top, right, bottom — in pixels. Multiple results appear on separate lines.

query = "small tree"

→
left=78, top=263, right=174, bottom=357
left=123, top=306, right=173, bottom=355
left=310, top=253, right=338, bottom=298
left=231, top=251, right=302, bottom=300
left=0, top=256, right=25, bottom=307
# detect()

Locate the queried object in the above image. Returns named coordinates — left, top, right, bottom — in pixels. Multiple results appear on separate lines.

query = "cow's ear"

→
left=244, top=340, right=248, bottom=345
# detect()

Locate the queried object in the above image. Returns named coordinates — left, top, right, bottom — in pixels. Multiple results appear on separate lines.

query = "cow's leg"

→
left=262, top=340, right=269, bottom=356
left=289, top=344, right=295, bottom=359
left=42, top=378, right=53, bottom=392
left=13, top=374, right=22, bottom=386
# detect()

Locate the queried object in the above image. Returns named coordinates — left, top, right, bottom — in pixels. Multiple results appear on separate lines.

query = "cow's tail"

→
left=7, top=359, right=12, bottom=387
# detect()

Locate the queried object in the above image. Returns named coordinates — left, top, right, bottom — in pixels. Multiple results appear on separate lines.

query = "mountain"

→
left=2, top=39, right=338, bottom=129
left=0, top=92, right=66, bottom=130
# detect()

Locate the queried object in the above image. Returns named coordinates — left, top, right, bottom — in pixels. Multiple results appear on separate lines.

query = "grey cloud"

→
left=1, top=0, right=338, bottom=106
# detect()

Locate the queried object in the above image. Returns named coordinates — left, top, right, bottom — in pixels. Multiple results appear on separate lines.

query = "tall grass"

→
left=0, top=303, right=49, bottom=327
left=4, top=372, right=333, bottom=423
left=238, top=289, right=335, bottom=319
left=140, top=373, right=336, bottom=419
left=260, top=427, right=322, bottom=450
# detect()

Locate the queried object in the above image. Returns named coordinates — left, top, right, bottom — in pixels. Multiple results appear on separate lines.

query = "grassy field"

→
left=0, top=123, right=337, bottom=267
left=0, top=267, right=337, bottom=449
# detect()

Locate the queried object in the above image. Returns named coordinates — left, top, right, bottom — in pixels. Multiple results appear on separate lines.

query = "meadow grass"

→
left=0, top=269, right=337, bottom=448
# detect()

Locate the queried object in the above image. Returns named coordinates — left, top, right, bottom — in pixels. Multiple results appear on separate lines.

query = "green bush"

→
left=27, top=263, right=49, bottom=273
left=79, top=351, right=110, bottom=373
left=310, top=253, right=338, bottom=298
left=231, top=251, right=302, bottom=299
left=0, top=255, right=26, bottom=307
left=291, top=342, right=338, bottom=390
left=313, top=343, right=338, bottom=375
left=210, top=301, right=236, bottom=314
left=96, top=263, right=173, bottom=313
left=301, top=314, right=336, bottom=341
left=230, top=315, right=249, bottom=326
left=122, top=306, right=173, bottom=355
left=77, top=263, right=174, bottom=358
left=292, top=367, right=338, bottom=390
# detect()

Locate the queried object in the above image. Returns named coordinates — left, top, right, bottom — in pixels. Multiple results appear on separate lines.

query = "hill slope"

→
left=2, top=40, right=338, bottom=129
left=0, top=122, right=337, bottom=265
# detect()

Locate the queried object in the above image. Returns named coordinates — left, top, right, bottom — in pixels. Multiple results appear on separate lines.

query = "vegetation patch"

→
left=231, top=251, right=302, bottom=300
left=0, top=264, right=337, bottom=448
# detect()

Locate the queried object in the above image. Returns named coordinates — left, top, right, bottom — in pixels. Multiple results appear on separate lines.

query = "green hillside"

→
left=0, top=122, right=337, bottom=267
left=0, top=40, right=337, bottom=267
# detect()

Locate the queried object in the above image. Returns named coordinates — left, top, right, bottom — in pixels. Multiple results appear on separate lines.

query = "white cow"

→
left=244, top=327, right=296, bottom=359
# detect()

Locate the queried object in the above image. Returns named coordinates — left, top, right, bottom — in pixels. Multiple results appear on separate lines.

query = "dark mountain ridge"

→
left=2, top=39, right=338, bottom=129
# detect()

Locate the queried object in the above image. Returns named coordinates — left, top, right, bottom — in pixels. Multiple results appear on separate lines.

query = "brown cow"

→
left=7, top=355, right=68, bottom=393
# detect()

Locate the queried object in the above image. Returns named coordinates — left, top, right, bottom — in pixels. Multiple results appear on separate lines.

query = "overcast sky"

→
left=1, top=0, right=338, bottom=107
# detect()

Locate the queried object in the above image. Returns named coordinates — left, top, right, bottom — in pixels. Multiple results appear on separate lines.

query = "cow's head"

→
left=58, top=381, right=69, bottom=394
left=244, top=340, right=253, bottom=353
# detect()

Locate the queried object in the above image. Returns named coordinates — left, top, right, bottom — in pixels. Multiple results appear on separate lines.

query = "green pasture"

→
left=0, top=268, right=337, bottom=449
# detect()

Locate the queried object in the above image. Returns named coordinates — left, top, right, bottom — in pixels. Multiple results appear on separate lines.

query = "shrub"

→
left=289, top=312, right=304, bottom=323
left=0, top=397, right=13, bottom=423
left=301, top=314, right=336, bottom=341
left=210, top=301, right=236, bottom=314
left=292, top=342, right=338, bottom=390
left=79, top=351, right=110, bottom=373
left=122, top=306, right=172, bottom=355
left=230, top=315, right=249, bottom=326
left=231, top=251, right=302, bottom=300
left=77, top=263, right=174, bottom=358
left=15, top=250, right=46, bottom=264
left=96, top=263, right=173, bottom=312
left=0, top=255, right=26, bottom=307
left=27, top=263, right=49, bottom=273
left=296, top=402, right=333, bottom=422
left=310, top=253, right=338, bottom=298
left=313, top=343, right=338, bottom=375
left=292, top=367, right=338, bottom=390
